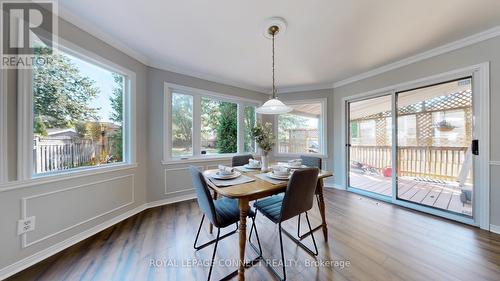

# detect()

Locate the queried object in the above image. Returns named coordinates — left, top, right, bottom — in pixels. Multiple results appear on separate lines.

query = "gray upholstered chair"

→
left=231, top=154, right=254, bottom=167
left=297, top=155, right=323, bottom=239
left=249, top=168, right=319, bottom=281
left=190, top=166, right=262, bottom=281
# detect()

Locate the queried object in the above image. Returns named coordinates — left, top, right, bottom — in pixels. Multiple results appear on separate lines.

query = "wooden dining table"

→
left=202, top=166, right=333, bottom=281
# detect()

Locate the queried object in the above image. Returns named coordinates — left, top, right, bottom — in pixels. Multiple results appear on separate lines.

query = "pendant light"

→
left=256, top=23, right=292, bottom=115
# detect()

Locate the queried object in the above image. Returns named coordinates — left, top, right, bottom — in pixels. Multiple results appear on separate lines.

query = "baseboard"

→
left=490, top=224, right=500, bottom=234
left=0, top=204, right=146, bottom=280
left=332, top=183, right=346, bottom=190
left=146, top=193, right=196, bottom=209
left=0, top=193, right=197, bottom=280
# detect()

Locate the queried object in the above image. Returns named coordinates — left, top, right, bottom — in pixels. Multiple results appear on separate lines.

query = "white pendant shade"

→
left=256, top=98, right=293, bottom=115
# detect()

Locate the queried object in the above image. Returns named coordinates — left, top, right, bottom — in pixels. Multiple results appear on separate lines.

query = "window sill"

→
left=0, top=163, right=138, bottom=192
left=162, top=154, right=252, bottom=165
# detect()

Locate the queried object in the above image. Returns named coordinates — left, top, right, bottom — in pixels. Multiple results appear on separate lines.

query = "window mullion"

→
left=193, top=95, right=202, bottom=157
left=237, top=104, right=244, bottom=154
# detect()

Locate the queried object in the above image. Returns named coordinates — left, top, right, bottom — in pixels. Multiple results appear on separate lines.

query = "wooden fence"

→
left=350, top=145, right=469, bottom=181
left=33, top=137, right=101, bottom=174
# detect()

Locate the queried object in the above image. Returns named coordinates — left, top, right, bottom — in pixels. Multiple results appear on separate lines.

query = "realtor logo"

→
left=1, top=0, right=57, bottom=69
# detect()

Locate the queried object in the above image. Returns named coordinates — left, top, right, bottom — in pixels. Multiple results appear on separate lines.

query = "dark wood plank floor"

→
left=7, top=188, right=500, bottom=281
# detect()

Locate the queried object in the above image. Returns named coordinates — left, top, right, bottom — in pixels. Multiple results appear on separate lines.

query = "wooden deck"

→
left=349, top=172, right=472, bottom=216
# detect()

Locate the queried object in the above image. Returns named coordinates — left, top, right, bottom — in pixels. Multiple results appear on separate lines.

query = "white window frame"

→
left=163, top=83, right=261, bottom=163
left=273, top=98, right=328, bottom=158
left=17, top=36, right=137, bottom=180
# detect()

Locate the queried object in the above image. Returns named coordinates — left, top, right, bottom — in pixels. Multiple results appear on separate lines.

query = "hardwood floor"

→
left=7, top=188, right=500, bottom=281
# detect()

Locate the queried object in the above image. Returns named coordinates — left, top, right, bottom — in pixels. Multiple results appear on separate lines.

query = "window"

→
left=276, top=100, right=326, bottom=155
left=165, top=84, right=259, bottom=160
left=201, top=97, right=237, bottom=155
left=243, top=105, right=256, bottom=153
left=27, top=46, right=133, bottom=177
left=172, top=93, right=193, bottom=157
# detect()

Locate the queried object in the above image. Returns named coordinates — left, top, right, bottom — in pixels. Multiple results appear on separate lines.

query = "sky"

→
left=67, top=53, right=118, bottom=123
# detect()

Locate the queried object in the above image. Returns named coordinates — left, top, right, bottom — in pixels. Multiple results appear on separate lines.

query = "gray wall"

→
left=146, top=67, right=268, bottom=203
left=332, top=36, right=500, bottom=226
left=0, top=18, right=149, bottom=274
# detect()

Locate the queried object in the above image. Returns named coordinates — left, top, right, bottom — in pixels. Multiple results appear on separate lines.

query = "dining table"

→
left=202, top=165, right=333, bottom=281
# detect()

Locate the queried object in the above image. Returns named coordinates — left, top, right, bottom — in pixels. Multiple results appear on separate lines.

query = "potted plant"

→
left=434, top=120, right=456, bottom=132
left=250, top=122, right=275, bottom=171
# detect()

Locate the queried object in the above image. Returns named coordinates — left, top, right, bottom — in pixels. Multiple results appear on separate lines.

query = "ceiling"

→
left=59, top=0, right=500, bottom=93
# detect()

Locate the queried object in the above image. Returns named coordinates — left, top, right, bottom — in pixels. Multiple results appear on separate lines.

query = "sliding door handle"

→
left=472, top=140, right=479, bottom=155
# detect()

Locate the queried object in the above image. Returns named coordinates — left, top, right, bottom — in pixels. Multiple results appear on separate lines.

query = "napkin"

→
left=218, top=165, right=234, bottom=175
left=249, top=159, right=261, bottom=167
left=288, top=159, right=302, bottom=166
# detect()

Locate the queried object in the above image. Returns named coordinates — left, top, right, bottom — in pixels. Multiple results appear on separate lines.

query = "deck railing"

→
left=350, top=145, right=469, bottom=181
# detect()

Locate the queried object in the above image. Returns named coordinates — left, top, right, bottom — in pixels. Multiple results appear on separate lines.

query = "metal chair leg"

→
left=298, top=195, right=322, bottom=240
left=194, top=215, right=205, bottom=249
left=248, top=211, right=262, bottom=258
left=207, top=228, right=221, bottom=281
left=194, top=215, right=238, bottom=251
left=279, top=223, right=286, bottom=281
left=304, top=212, right=318, bottom=256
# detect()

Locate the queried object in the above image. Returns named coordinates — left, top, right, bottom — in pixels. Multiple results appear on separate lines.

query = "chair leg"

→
left=304, top=212, right=319, bottom=256
left=297, top=214, right=301, bottom=237
left=248, top=211, right=262, bottom=258
left=194, top=215, right=205, bottom=249
left=207, top=228, right=221, bottom=281
left=298, top=195, right=322, bottom=240
left=279, top=223, right=287, bottom=281
left=194, top=215, right=238, bottom=251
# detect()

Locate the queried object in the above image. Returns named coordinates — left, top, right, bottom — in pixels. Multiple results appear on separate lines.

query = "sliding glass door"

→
left=346, top=76, right=476, bottom=220
left=396, top=78, right=473, bottom=217
left=347, top=95, right=393, bottom=197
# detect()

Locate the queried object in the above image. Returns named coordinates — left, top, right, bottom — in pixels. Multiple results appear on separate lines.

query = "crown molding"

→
left=278, top=83, right=334, bottom=94
left=332, top=25, right=500, bottom=88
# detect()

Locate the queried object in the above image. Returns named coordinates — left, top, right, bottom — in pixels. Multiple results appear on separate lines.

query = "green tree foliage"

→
left=201, top=98, right=220, bottom=142
left=243, top=106, right=256, bottom=152
left=109, top=74, right=124, bottom=161
left=33, top=47, right=99, bottom=133
left=278, top=114, right=309, bottom=140
left=172, top=94, right=193, bottom=146
left=215, top=102, right=237, bottom=153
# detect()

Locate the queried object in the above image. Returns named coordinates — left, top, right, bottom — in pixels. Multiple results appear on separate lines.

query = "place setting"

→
left=235, top=159, right=262, bottom=172
left=255, top=164, right=293, bottom=184
left=207, top=165, right=255, bottom=187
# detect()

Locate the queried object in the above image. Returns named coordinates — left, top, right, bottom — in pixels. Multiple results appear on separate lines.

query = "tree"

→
left=243, top=106, right=256, bottom=152
left=216, top=102, right=237, bottom=153
left=172, top=94, right=193, bottom=146
left=33, top=47, right=100, bottom=130
left=108, top=74, right=124, bottom=161
left=277, top=114, right=309, bottom=140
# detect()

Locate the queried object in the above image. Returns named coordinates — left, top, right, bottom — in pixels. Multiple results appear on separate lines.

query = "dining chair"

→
left=249, top=168, right=319, bottom=281
left=189, top=166, right=262, bottom=281
left=231, top=154, right=254, bottom=167
left=297, top=155, right=323, bottom=239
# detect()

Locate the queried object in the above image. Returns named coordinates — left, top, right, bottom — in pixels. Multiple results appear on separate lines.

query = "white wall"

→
left=332, top=36, right=500, bottom=226
left=0, top=17, right=148, bottom=278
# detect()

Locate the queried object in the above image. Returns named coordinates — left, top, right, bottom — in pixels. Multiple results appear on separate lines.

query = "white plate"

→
left=284, top=164, right=307, bottom=169
left=266, top=172, right=290, bottom=180
left=211, top=171, right=242, bottom=180
left=243, top=164, right=261, bottom=169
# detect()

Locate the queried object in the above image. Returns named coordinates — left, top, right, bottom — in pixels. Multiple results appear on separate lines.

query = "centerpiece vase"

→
left=261, top=153, right=269, bottom=172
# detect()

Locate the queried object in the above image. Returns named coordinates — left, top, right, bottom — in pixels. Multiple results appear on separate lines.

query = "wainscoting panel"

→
left=22, top=174, right=135, bottom=247
left=163, top=160, right=231, bottom=196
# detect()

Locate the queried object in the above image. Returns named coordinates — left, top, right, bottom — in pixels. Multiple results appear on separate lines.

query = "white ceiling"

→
left=59, top=0, right=500, bottom=93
